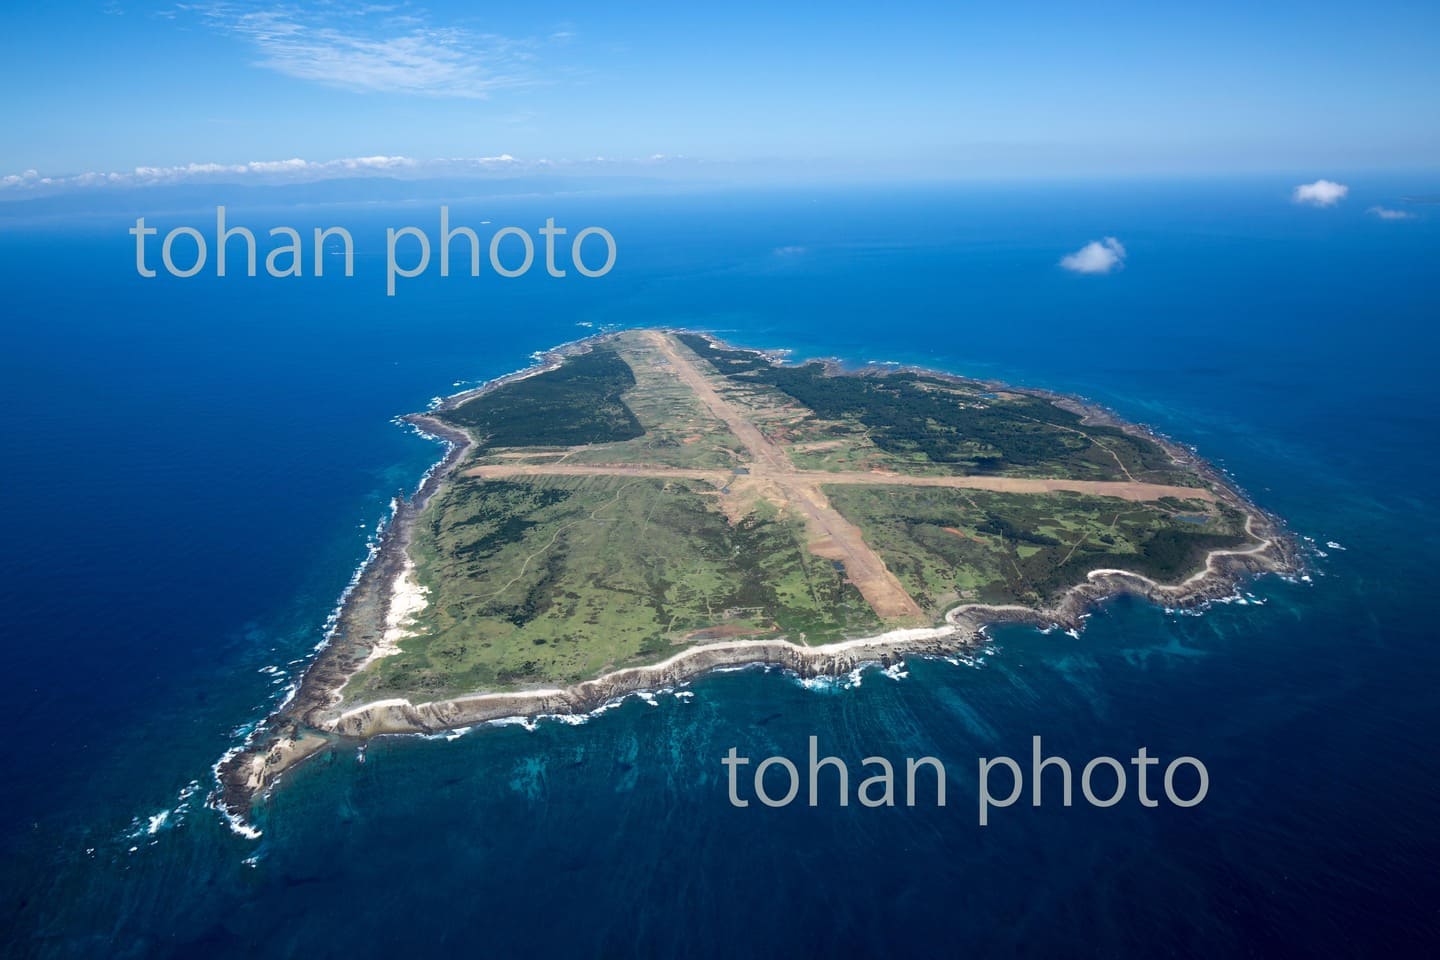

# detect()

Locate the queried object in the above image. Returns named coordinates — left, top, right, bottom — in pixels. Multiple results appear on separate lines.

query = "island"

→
left=215, top=329, right=1297, bottom=829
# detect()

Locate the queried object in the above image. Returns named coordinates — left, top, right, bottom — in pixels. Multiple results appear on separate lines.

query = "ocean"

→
left=2, top=178, right=1438, bottom=957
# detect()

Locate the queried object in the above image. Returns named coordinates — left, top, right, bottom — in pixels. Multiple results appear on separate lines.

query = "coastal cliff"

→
left=214, top=331, right=1300, bottom=832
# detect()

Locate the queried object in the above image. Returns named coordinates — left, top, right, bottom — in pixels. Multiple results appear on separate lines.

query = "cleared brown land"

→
left=465, top=463, right=728, bottom=483
left=647, top=331, right=796, bottom=475
left=461, top=333, right=1212, bottom=623
left=646, top=333, right=920, bottom=617
left=462, top=463, right=1213, bottom=503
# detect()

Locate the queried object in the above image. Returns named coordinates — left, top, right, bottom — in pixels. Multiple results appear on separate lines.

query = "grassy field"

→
left=347, top=330, right=1247, bottom=699
left=825, top=485, right=1251, bottom=613
left=350, top=474, right=880, bottom=699
left=555, top=332, right=745, bottom=470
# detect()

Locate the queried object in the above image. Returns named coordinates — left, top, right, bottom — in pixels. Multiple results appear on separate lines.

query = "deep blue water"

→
left=2, top=180, right=1438, bottom=957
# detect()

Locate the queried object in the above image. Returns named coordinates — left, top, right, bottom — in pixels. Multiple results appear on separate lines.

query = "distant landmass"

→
left=217, top=328, right=1296, bottom=829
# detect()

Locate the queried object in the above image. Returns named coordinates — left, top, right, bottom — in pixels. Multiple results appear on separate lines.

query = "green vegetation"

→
left=438, top=347, right=644, bottom=450
left=679, top=332, right=1190, bottom=482
left=351, top=475, right=880, bottom=698
left=555, top=333, right=744, bottom=470
left=676, top=333, right=772, bottom=374
left=346, top=330, right=1251, bottom=701
left=825, top=485, right=1251, bottom=612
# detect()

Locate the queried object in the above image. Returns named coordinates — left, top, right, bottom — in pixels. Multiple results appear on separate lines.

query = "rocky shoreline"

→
left=321, top=503, right=1293, bottom=742
left=213, top=336, right=602, bottom=827
left=212, top=330, right=1301, bottom=832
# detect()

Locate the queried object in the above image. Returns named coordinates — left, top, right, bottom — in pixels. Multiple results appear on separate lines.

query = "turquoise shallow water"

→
left=2, top=180, right=1438, bottom=956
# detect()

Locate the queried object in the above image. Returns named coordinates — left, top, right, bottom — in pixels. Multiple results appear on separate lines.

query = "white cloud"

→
left=1368, top=205, right=1416, bottom=220
left=1059, top=237, right=1126, bottom=275
left=183, top=3, right=547, bottom=98
left=1292, top=179, right=1349, bottom=206
left=0, top=153, right=720, bottom=194
left=0, top=154, right=519, bottom=191
left=0, top=169, right=41, bottom=188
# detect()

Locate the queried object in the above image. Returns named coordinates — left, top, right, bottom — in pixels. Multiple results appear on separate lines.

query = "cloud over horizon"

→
left=1059, top=237, right=1126, bottom=274
left=183, top=3, right=549, bottom=98
left=1, top=154, right=476, bottom=191
left=0, top=152, right=704, bottom=195
left=1292, top=179, right=1349, bottom=206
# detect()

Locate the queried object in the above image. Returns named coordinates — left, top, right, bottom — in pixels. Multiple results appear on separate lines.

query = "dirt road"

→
left=462, top=462, right=1214, bottom=503
left=460, top=332, right=1214, bottom=622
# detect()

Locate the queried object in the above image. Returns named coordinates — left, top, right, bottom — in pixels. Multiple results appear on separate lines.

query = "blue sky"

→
left=2, top=0, right=1437, bottom=187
